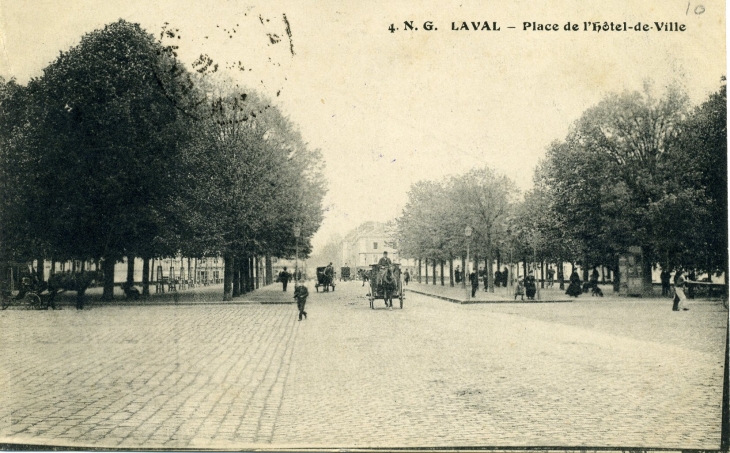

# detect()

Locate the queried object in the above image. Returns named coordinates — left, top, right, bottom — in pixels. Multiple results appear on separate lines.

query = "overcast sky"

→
left=0, top=0, right=725, bottom=252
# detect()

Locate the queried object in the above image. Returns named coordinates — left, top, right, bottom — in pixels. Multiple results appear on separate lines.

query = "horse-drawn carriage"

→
left=315, top=266, right=336, bottom=292
left=340, top=266, right=351, bottom=281
left=1, top=261, right=103, bottom=310
left=368, top=263, right=404, bottom=309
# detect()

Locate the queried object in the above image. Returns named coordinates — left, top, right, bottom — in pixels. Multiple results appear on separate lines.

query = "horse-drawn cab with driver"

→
left=367, top=262, right=404, bottom=309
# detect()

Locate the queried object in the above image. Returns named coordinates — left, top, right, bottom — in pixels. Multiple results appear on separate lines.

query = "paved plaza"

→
left=0, top=281, right=726, bottom=450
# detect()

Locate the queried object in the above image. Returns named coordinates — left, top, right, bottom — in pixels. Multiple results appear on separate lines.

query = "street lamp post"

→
left=293, top=225, right=301, bottom=282
left=506, top=228, right=513, bottom=295
left=465, top=226, right=472, bottom=301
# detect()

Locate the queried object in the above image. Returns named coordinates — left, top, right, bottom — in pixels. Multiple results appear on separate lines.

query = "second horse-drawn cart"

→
left=367, top=263, right=404, bottom=309
left=315, top=266, right=336, bottom=292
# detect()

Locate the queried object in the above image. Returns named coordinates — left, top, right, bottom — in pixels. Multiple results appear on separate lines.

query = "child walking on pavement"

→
left=294, top=280, right=309, bottom=321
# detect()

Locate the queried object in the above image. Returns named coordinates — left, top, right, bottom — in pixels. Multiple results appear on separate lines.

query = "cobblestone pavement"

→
left=0, top=281, right=726, bottom=449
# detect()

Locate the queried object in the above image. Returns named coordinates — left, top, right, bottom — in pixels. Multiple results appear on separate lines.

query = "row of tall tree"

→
left=0, top=20, right=326, bottom=301
left=531, top=82, right=727, bottom=291
left=396, top=82, right=727, bottom=292
left=396, top=167, right=520, bottom=291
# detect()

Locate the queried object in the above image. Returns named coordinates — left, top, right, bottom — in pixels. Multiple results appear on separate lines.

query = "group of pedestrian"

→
left=659, top=267, right=692, bottom=311
left=493, top=267, right=509, bottom=288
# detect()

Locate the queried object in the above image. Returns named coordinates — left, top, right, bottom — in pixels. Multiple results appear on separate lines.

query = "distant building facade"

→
left=341, top=222, right=400, bottom=272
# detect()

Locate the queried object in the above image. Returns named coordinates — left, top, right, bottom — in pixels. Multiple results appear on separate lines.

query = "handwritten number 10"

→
left=686, top=2, right=705, bottom=14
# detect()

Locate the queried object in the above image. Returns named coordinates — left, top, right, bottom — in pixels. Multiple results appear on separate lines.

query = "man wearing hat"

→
left=378, top=251, right=392, bottom=267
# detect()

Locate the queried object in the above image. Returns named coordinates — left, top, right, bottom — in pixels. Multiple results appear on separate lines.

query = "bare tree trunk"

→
left=126, top=255, right=135, bottom=286
left=541, top=261, right=545, bottom=288
left=486, top=253, right=494, bottom=293
left=255, top=257, right=260, bottom=289
left=449, top=256, right=454, bottom=287
left=223, top=255, right=233, bottom=301
left=461, top=255, right=466, bottom=288
left=484, top=256, right=489, bottom=291
left=101, top=257, right=115, bottom=302
left=641, top=246, right=654, bottom=297
left=242, top=257, right=249, bottom=293
left=425, top=259, right=429, bottom=284
left=418, top=259, right=422, bottom=283
left=613, top=255, right=620, bottom=293
left=440, top=260, right=445, bottom=286
left=247, top=257, right=252, bottom=292
left=432, top=260, right=436, bottom=285
left=232, top=257, right=241, bottom=297
left=474, top=255, right=480, bottom=291
left=523, top=257, right=528, bottom=279
left=142, top=258, right=150, bottom=297
left=558, top=260, right=565, bottom=290
left=36, top=258, right=44, bottom=282
left=265, top=255, right=273, bottom=285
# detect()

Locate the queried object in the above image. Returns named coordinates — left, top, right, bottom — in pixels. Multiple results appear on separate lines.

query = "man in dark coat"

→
left=294, top=282, right=308, bottom=320
left=378, top=251, right=392, bottom=267
left=279, top=267, right=290, bottom=292
left=469, top=269, right=478, bottom=297
left=660, top=268, right=671, bottom=297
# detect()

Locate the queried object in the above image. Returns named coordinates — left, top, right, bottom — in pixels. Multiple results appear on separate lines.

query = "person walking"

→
left=547, top=266, right=555, bottom=287
left=525, top=271, right=537, bottom=300
left=514, top=277, right=525, bottom=300
left=565, top=269, right=582, bottom=297
left=673, top=269, right=689, bottom=311
left=403, top=269, right=410, bottom=285
left=294, top=280, right=308, bottom=320
left=492, top=269, right=500, bottom=289
left=279, top=267, right=290, bottom=292
left=469, top=269, right=478, bottom=297
left=660, top=268, right=671, bottom=297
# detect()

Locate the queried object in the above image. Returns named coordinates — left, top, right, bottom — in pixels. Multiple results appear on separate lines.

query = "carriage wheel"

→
left=25, top=293, right=41, bottom=310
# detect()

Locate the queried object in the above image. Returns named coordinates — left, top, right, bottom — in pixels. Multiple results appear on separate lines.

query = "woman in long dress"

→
left=566, top=269, right=582, bottom=297
left=525, top=271, right=537, bottom=300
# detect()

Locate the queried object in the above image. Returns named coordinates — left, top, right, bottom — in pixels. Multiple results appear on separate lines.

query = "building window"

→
left=373, top=242, right=378, bottom=250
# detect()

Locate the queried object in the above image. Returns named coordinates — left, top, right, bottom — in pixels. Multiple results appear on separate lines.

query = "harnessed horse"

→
left=47, top=270, right=104, bottom=309
left=377, top=265, right=398, bottom=308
